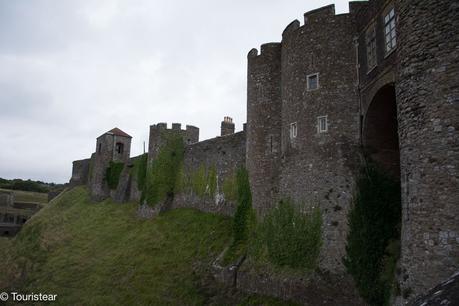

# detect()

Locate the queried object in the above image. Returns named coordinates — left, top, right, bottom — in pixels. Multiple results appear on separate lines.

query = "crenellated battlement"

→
left=282, top=20, right=300, bottom=38
left=69, top=2, right=458, bottom=303
left=151, top=122, right=198, bottom=133
left=247, top=42, right=281, bottom=61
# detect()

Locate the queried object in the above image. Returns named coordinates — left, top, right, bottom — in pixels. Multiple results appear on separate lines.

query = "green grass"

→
left=0, top=188, right=48, bottom=204
left=0, top=187, right=231, bottom=305
left=0, top=187, right=292, bottom=305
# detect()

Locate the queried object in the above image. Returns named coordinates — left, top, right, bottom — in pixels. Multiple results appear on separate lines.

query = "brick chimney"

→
left=220, top=116, right=235, bottom=136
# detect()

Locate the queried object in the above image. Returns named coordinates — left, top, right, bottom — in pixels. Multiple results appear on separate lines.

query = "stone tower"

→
left=147, top=123, right=199, bottom=163
left=89, top=128, right=132, bottom=200
left=396, top=0, right=459, bottom=298
left=246, top=43, right=282, bottom=216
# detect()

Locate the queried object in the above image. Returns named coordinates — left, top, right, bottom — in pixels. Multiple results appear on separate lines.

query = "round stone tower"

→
left=246, top=43, right=282, bottom=215
left=396, top=0, right=459, bottom=300
left=278, top=5, right=360, bottom=271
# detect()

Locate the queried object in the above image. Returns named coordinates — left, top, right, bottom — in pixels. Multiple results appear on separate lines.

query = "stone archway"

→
left=363, top=83, right=400, bottom=180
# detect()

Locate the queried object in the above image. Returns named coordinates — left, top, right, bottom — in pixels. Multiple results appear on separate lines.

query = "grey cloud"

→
left=0, top=0, right=349, bottom=183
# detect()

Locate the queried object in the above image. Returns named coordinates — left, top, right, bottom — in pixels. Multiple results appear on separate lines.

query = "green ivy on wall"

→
left=344, top=164, right=401, bottom=306
left=222, top=172, right=237, bottom=202
left=144, top=134, right=184, bottom=206
left=131, top=154, right=148, bottom=201
left=260, top=200, right=322, bottom=270
left=180, top=164, right=218, bottom=198
left=105, top=161, right=124, bottom=190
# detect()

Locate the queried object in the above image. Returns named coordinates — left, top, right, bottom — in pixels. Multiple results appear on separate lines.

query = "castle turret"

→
left=246, top=43, right=282, bottom=216
left=148, top=123, right=199, bottom=163
left=220, top=116, right=235, bottom=136
left=396, top=0, right=459, bottom=300
left=90, top=128, right=132, bottom=200
left=278, top=4, right=360, bottom=272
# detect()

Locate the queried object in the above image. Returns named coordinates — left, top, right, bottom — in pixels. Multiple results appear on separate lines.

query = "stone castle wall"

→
left=171, top=131, right=246, bottom=216
left=69, top=0, right=458, bottom=301
left=396, top=0, right=459, bottom=298
left=69, top=158, right=91, bottom=187
left=278, top=5, right=361, bottom=272
left=246, top=43, right=282, bottom=216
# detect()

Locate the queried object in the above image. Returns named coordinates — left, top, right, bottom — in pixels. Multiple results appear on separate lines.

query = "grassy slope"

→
left=0, top=187, right=232, bottom=305
left=0, top=188, right=48, bottom=204
left=0, top=187, right=293, bottom=306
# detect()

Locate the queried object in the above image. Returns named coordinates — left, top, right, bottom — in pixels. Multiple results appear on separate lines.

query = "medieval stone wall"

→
left=171, top=131, right=246, bottom=216
left=246, top=43, right=282, bottom=216
left=148, top=123, right=199, bottom=163
left=69, top=1, right=459, bottom=301
left=69, top=158, right=90, bottom=187
left=90, top=133, right=132, bottom=201
left=278, top=5, right=361, bottom=272
left=396, top=0, right=459, bottom=300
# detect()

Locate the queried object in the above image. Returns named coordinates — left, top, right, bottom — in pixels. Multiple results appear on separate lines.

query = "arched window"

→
left=116, top=142, right=124, bottom=154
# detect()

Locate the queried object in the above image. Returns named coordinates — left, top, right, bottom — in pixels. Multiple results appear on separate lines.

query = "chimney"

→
left=221, top=116, right=235, bottom=136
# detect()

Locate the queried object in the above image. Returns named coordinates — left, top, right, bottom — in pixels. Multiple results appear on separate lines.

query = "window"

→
left=384, top=7, right=396, bottom=53
left=366, top=24, right=377, bottom=70
left=98, top=143, right=102, bottom=154
left=318, top=116, right=328, bottom=133
left=116, top=142, right=124, bottom=154
left=307, top=73, right=319, bottom=91
left=290, top=122, right=297, bottom=139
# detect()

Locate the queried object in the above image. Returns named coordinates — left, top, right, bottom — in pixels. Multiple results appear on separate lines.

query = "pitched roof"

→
left=98, top=127, right=132, bottom=138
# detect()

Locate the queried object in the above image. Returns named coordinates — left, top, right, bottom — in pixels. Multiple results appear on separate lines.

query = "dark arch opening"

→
left=116, top=142, right=124, bottom=154
left=363, top=84, right=400, bottom=180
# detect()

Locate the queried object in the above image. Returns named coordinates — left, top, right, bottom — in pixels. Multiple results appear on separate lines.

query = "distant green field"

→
left=0, top=188, right=48, bottom=204
left=0, top=187, right=293, bottom=305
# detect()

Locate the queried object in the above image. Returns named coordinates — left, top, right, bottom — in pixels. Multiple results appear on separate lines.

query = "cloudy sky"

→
left=0, top=0, right=349, bottom=183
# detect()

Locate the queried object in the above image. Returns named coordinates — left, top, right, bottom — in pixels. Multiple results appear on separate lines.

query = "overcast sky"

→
left=0, top=0, right=350, bottom=183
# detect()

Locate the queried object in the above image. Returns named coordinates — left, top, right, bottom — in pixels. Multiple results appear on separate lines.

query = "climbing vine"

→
left=260, top=200, right=322, bottom=270
left=222, top=172, right=237, bottom=202
left=105, top=161, right=124, bottom=189
left=144, top=134, right=184, bottom=206
left=131, top=154, right=148, bottom=201
left=344, top=163, right=401, bottom=306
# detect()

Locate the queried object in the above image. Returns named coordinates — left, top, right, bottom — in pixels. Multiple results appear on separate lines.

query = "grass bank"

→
left=0, top=187, right=291, bottom=305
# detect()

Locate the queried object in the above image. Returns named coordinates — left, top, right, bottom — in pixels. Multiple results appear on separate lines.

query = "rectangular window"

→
left=384, top=7, right=396, bottom=53
left=307, top=73, right=319, bottom=91
left=366, top=24, right=377, bottom=70
left=318, top=116, right=328, bottom=133
left=290, top=122, right=297, bottom=139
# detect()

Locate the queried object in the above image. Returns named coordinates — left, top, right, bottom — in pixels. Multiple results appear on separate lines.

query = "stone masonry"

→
left=70, top=0, right=458, bottom=303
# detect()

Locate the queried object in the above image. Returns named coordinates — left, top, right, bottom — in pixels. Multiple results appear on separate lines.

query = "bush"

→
left=344, top=164, right=401, bottom=306
left=145, top=134, right=184, bottom=206
left=261, top=199, right=322, bottom=270
left=105, top=162, right=124, bottom=189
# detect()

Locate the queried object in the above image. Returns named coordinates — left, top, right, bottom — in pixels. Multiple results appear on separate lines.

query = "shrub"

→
left=261, top=199, right=322, bottom=270
left=344, top=164, right=401, bottom=306
left=145, top=134, right=184, bottom=206
left=105, top=161, right=124, bottom=189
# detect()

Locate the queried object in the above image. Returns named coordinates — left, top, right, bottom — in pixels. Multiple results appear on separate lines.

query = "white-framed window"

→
left=366, top=23, right=377, bottom=71
left=306, top=73, right=319, bottom=91
left=317, top=116, right=328, bottom=133
left=290, top=122, right=297, bottom=139
left=384, top=7, right=396, bottom=54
